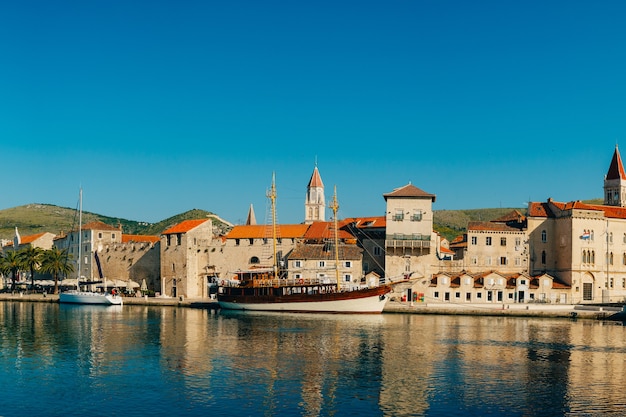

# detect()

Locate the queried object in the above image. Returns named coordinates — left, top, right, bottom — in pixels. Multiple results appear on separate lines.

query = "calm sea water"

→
left=0, top=302, right=625, bottom=417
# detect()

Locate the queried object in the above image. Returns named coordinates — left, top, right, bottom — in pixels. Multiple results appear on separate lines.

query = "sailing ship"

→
left=59, top=189, right=123, bottom=306
left=217, top=176, right=391, bottom=313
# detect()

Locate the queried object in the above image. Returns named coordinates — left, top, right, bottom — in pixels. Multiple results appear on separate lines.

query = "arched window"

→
left=541, top=230, right=547, bottom=243
left=591, top=250, right=595, bottom=264
left=541, top=250, right=546, bottom=264
left=610, top=252, right=614, bottom=265
left=610, top=232, right=614, bottom=244
left=250, top=256, right=260, bottom=264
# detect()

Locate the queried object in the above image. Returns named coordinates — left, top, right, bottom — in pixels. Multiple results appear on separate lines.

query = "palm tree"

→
left=0, top=250, right=24, bottom=292
left=40, top=247, right=74, bottom=295
left=18, top=245, right=44, bottom=293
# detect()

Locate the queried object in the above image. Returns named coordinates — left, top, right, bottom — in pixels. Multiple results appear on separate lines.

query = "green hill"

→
left=0, top=204, right=232, bottom=240
left=0, top=199, right=604, bottom=242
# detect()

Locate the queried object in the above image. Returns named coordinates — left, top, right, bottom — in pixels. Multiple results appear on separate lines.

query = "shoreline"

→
left=1, top=293, right=623, bottom=320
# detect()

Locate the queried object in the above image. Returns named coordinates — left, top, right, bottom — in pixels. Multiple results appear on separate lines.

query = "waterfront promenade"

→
left=0, top=292, right=623, bottom=320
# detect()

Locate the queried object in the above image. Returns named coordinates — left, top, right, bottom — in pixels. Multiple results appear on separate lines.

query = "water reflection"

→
left=0, top=303, right=626, bottom=416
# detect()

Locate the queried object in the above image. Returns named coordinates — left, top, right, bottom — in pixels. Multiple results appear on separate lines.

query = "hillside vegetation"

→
left=0, top=199, right=605, bottom=242
left=0, top=204, right=232, bottom=240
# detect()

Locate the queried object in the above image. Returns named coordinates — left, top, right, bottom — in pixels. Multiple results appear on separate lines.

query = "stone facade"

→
left=160, top=219, right=214, bottom=299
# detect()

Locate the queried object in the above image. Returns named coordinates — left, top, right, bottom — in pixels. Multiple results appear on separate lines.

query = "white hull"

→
left=218, top=293, right=387, bottom=313
left=59, top=291, right=123, bottom=306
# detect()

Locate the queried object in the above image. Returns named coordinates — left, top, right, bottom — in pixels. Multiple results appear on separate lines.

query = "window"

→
left=610, top=232, right=614, bottom=244
left=471, top=257, right=478, bottom=265
left=249, top=238, right=254, bottom=245
left=344, top=274, right=351, bottom=282
left=500, top=257, right=507, bottom=265
left=98, top=232, right=103, bottom=239
left=471, top=236, right=477, bottom=245
left=345, top=261, right=352, bottom=268
left=515, top=237, right=521, bottom=246
left=294, top=260, right=302, bottom=268
left=373, top=246, right=382, bottom=256
left=486, top=257, right=492, bottom=266
left=477, top=293, right=482, bottom=299
left=171, top=263, right=175, bottom=272
left=541, top=230, right=547, bottom=243
left=515, top=257, right=521, bottom=266
left=411, top=210, right=423, bottom=221
left=393, top=209, right=404, bottom=221
left=486, top=237, right=492, bottom=246
left=112, top=233, right=116, bottom=240
left=434, top=291, right=439, bottom=298
left=541, top=251, right=546, bottom=264
left=176, top=234, right=182, bottom=245
left=466, top=293, right=471, bottom=301
left=294, top=274, right=301, bottom=279
left=250, top=256, right=260, bottom=264
left=500, top=237, right=506, bottom=246
left=455, top=292, right=461, bottom=298
left=610, top=252, right=614, bottom=265
left=319, top=261, right=326, bottom=267
left=235, top=239, right=240, bottom=246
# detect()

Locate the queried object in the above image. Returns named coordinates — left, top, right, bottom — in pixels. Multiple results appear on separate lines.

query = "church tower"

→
left=305, top=165, right=325, bottom=223
left=604, top=145, right=626, bottom=207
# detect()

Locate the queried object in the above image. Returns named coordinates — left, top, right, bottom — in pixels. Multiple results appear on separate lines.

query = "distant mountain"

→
left=0, top=199, right=603, bottom=242
left=0, top=204, right=232, bottom=240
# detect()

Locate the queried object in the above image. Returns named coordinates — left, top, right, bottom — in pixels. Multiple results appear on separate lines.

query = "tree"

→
left=40, top=247, right=74, bottom=295
left=0, top=250, right=24, bottom=292
left=18, top=245, right=44, bottom=292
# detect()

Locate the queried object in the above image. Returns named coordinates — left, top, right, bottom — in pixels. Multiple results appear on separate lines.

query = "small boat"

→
left=218, top=176, right=391, bottom=313
left=59, top=189, right=123, bottom=306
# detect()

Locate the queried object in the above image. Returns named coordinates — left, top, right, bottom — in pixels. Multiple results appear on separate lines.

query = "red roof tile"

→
left=383, top=183, right=436, bottom=202
left=606, top=145, right=626, bottom=180
left=162, top=219, right=210, bottom=235
left=122, top=235, right=160, bottom=243
left=226, top=224, right=310, bottom=239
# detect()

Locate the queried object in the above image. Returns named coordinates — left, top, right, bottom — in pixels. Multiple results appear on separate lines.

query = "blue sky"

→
left=2, top=1, right=625, bottom=225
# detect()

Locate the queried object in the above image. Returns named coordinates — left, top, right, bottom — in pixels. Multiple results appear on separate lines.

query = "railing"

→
left=385, top=233, right=431, bottom=249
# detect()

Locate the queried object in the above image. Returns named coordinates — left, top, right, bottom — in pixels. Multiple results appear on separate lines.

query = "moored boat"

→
left=217, top=176, right=391, bottom=313
left=59, top=189, right=123, bottom=306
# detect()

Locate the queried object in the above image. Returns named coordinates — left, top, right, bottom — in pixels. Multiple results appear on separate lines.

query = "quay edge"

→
left=0, top=293, right=623, bottom=320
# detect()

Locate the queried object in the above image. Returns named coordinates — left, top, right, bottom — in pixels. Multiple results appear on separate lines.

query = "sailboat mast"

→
left=77, top=188, right=82, bottom=290
left=267, top=173, right=278, bottom=276
left=330, top=186, right=340, bottom=288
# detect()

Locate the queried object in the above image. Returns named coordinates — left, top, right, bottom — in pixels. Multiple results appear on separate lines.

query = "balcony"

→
left=385, top=233, right=431, bottom=249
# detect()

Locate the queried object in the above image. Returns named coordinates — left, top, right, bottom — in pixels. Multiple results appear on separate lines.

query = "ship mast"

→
left=267, top=173, right=278, bottom=277
left=329, top=186, right=340, bottom=288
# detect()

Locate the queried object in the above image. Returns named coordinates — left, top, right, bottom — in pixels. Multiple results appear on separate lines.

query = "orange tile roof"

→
left=82, top=221, right=121, bottom=231
left=467, top=221, right=522, bottom=232
left=606, top=145, right=626, bottom=180
left=20, top=232, right=48, bottom=244
left=226, top=224, right=310, bottom=239
left=303, top=221, right=353, bottom=240
left=383, top=183, right=436, bottom=202
left=530, top=199, right=626, bottom=220
left=162, top=219, right=210, bottom=235
left=308, top=166, right=324, bottom=187
left=122, top=235, right=160, bottom=243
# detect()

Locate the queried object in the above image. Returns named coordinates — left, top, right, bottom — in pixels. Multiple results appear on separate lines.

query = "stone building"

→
left=160, top=219, right=214, bottom=299
left=54, top=221, right=123, bottom=285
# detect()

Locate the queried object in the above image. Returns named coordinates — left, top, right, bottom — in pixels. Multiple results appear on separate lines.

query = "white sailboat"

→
left=59, top=189, right=123, bottom=306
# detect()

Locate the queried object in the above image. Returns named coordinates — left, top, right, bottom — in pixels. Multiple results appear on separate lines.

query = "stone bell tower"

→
left=305, top=165, right=325, bottom=224
left=604, top=145, right=626, bottom=207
